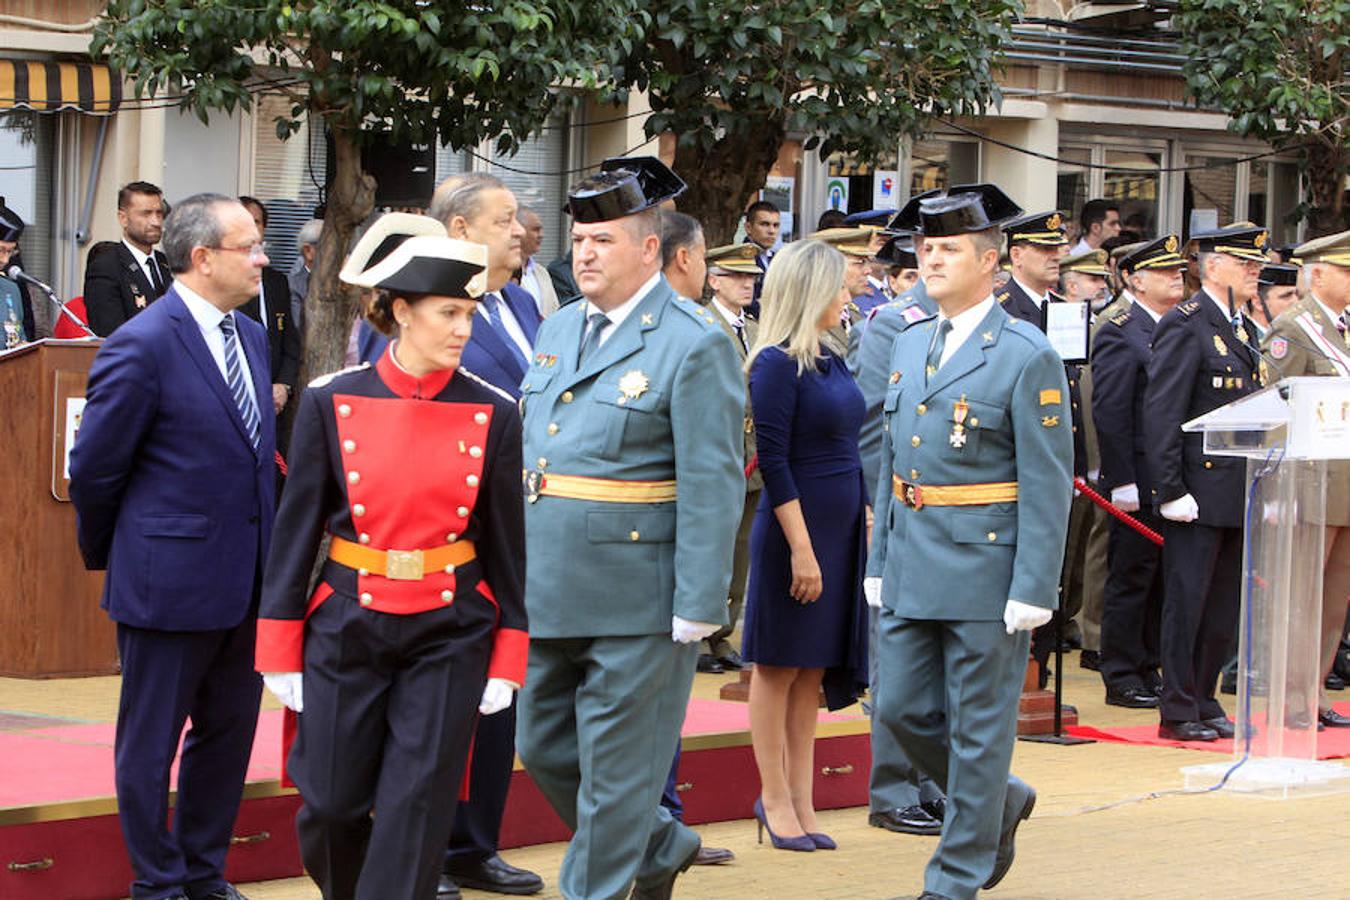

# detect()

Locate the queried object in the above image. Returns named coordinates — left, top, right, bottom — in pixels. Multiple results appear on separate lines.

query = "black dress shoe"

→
left=984, top=785, right=1035, bottom=889
left=692, top=845, right=735, bottom=865
left=1201, top=716, right=1235, bottom=739
left=1326, top=672, right=1345, bottom=691
left=1319, top=709, right=1350, bottom=728
left=717, top=650, right=746, bottom=671
left=1078, top=649, right=1101, bottom=671
left=445, top=854, right=543, bottom=895
left=920, top=797, right=946, bottom=823
left=869, top=805, right=942, bottom=835
left=1105, top=686, right=1159, bottom=709
left=1158, top=720, right=1218, bottom=742
left=695, top=653, right=725, bottom=674
left=436, top=876, right=462, bottom=900
left=629, top=844, right=699, bottom=900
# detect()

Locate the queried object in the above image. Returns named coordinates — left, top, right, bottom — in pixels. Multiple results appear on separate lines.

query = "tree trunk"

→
left=1303, top=140, right=1347, bottom=239
left=300, top=125, right=376, bottom=386
left=673, top=119, right=787, bottom=248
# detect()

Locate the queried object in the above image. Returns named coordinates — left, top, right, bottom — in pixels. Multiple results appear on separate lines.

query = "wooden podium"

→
left=0, top=339, right=117, bottom=677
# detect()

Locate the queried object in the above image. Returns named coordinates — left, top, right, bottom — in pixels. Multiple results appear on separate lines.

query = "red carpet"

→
left=1065, top=700, right=1350, bottom=759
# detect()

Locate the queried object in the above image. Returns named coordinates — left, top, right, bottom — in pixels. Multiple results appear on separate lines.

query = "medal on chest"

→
left=950, top=395, right=969, bottom=449
left=1212, top=334, right=1228, bottom=356
left=133, top=290, right=147, bottom=309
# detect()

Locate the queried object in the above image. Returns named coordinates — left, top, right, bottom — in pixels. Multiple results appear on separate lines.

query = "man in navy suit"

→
left=427, top=172, right=544, bottom=898
left=70, top=194, right=277, bottom=900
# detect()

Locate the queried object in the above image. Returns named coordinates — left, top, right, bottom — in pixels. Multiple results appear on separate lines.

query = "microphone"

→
left=5, top=264, right=97, bottom=338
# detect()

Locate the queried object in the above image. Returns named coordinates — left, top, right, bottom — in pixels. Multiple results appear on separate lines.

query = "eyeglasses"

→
left=210, top=242, right=268, bottom=262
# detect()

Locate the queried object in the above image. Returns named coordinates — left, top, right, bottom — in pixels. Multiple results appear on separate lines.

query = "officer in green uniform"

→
left=866, top=185, right=1073, bottom=900
left=514, top=157, right=745, bottom=900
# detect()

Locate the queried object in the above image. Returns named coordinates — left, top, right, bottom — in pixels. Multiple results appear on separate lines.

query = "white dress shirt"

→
left=935, top=294, right=996, bottom=369
left=583, top=271, right=662, bottom=348
left=175, top=280, right=258, bottom=405
left=477, top=290, right=534, bottom=360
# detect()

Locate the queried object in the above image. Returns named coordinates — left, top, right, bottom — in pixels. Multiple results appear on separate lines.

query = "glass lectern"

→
left=1180, top=377, right=1350, bottom=794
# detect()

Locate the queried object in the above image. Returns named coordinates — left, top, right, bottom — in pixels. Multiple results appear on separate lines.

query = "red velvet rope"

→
left=1073, top=477, right=1164, bottom=546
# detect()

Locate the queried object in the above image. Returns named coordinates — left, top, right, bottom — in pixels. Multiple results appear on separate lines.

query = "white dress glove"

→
left=1159, top=493, right=1199, bottom=523
left=263, top=672, right=304, bottom=713
left=864, top=577, right=884, bottom=609
left=1003, top=600, right=1053, bottom=635
left=1110, top=483, right=1140, bottom=513
left=478, top=677, right=517, bottom=716
left=672, top=616, right=720, bottom=644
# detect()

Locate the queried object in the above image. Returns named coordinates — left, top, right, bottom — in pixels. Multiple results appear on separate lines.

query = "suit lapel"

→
left=502, top=284, right=541, bottom=345
left=118, top=243, right=155, bottom=305
left=922, top=304, right=1004, bottom=402
left=167, top=292, right=255, bottom=448
left=472, top=312, right=527, bottom=384
left=710, top=301, right=749, bottom=361
left=1203, top=293, right=1256, bottom=369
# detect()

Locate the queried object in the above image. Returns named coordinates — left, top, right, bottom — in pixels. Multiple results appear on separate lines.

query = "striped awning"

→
left=0, top=60, right=122, bottom=114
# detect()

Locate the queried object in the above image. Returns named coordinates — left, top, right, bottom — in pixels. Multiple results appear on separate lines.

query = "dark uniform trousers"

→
left=115, top=616, right=262, bottom=900
left=446, top=701, right=517, bottom=867
left=293, top=589, right=495, bottom=900
left=1099, top=512, right=1164, bottom=692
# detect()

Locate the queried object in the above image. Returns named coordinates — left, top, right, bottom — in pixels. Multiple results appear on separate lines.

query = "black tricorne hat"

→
left=913, top=184, right=1023, bottom=237
left=1258, top=263, right=1299, bottom=287
left=874, top=234, right=917, bottom=269
left=0, top=198, right=23, bottom=243
left=565, top=156, right=686, bottom=224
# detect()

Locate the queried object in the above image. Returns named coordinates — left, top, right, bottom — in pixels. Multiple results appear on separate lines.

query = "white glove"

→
left=864, top=577, right=883, bottom=609
left=1003, top=600, right=1053, bottom=635
left=478, top=677, right=517, bottom=716
left=1110, top=483, right=1140, bottom=513
left=672, top=616, right=720, bottom=644
left=263, top=672, right=304, bottom=713
left=1160, top=493, right=1199, bottom=523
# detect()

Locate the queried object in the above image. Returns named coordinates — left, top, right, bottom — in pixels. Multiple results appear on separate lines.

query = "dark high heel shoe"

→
left=753, top=797, right=815, bottom=852
left=807, top=832, right=836, bottom=850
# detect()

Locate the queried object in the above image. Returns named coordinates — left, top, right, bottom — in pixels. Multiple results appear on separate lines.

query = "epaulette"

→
left=1109, top=309, right=1131, bottom=327
left=671, top=295, right=720, bottom=330
left=1177, top=300, right=1202, bottom=317
left=308, top=362, right=369, bottom=388
left=459, top=366, right=515, bottom=404
left=996, top=290, right=1011, bottom=304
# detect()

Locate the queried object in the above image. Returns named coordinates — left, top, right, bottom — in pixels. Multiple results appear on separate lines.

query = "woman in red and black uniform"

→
left=255, top=220, right=527, bottom=900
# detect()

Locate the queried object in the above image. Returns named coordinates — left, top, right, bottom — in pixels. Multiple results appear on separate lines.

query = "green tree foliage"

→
left=612, top=0, right=1021, bottom=243
left=1177, top=0, right=1349, bottom=236
left=92, top=1, right=634, bottom=375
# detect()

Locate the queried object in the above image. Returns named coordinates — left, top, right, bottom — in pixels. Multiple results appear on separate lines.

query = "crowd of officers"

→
left=49, top=155, right=1350, bottom=900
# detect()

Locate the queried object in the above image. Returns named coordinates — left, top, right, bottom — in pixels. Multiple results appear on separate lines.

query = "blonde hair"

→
left=747, top=239, right=845, bottom=375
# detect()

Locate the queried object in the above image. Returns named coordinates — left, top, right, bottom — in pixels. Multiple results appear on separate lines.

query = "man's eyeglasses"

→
left=210, top=242, right=268, bottom=262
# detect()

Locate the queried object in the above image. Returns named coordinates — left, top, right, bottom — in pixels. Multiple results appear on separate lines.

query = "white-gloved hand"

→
left=672, top=616, right=720, bottom=644
left=864, top=577, right=884, bottom=609
left=1159, top=493, right=1199, bottom=523
left=263, top=672, right=303, bottom=713
left=478, top=677, right=517, bottom=716
left=1110, top=483, right=1141, bottom=513
left=1003, top=600, right=1053, bottom=635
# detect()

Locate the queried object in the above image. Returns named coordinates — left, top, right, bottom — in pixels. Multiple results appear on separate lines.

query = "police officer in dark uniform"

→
left=1092, top=235, right=1188, bottom=708
left=1143, top=224, right=1266, bottom=742
left=255, top=227, right=529, bottom=899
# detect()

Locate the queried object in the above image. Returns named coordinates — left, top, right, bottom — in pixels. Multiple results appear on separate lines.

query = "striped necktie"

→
left=219, top=314, right=261, bottom=450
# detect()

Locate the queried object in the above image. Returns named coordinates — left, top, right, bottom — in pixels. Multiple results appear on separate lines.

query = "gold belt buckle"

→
left=386, top=549, right=425, bottom=580
left=903, top=483, right=924, bottom=511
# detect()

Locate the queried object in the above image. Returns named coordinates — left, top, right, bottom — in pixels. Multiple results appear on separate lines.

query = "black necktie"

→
left=148, top=258, right=165, bottom=295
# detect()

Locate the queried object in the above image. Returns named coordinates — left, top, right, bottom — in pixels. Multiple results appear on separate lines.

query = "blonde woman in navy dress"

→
left=743, top=239, right=870, bottom=852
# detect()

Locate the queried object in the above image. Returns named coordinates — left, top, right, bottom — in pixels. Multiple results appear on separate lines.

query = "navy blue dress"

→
left=743, top=345, right=869, bottom=710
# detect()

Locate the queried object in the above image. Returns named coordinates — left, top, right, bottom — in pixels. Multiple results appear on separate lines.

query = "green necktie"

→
left=579, top=311, right=610, bottom=364
left=926, top=318, right=952, bottom=385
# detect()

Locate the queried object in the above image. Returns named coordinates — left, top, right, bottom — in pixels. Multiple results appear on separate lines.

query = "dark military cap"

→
left=0, top=198, right=23, bottom=242
left=565, top=156, right=686, bottom=224
left=843, top=208, right=897, bottom=229
left=1191, top=222, right=1269, bottom=263
left=1119, top=234, right=1186, bottom=274
left=1004, top=210, right=1068, bottom=247
left=1294, top=228, right=1350, bottom=267
left=1060, top=248, right=1108, bottom=276
left=874, top=234, right=917, bottom=269
left=1258, top=263, right=1299, bottom=286
left=910, top=184, right=1022, bottom=237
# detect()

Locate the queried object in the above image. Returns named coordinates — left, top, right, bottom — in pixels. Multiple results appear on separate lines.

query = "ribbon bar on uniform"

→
left=523, top=469, right=677, bottom=504
left=892, top=476, right=1018, bottom=510
left=329, top=535, right=477, bottom=580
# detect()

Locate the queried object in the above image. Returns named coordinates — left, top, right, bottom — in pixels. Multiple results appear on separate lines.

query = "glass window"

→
left=0, top=111, right=55, bottom=284
left=1184, top=155, right=1239, bottom=237
left=1057, top=147, right=1091, bottom=229
left=908, top=139, right=977, bottom=198
left=1103, top=149, right=1160, bottom=241
left=1251, top=161, right=1300, bottom=246
left=825, top=148, right=902, bottom=216
left=252, top=93, right=326, bottom=274
left=473, top=108, right=569, bottom=266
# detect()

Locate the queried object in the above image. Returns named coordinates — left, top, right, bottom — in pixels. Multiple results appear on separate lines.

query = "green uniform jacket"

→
left=520, top=277, right=746, bottom=637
